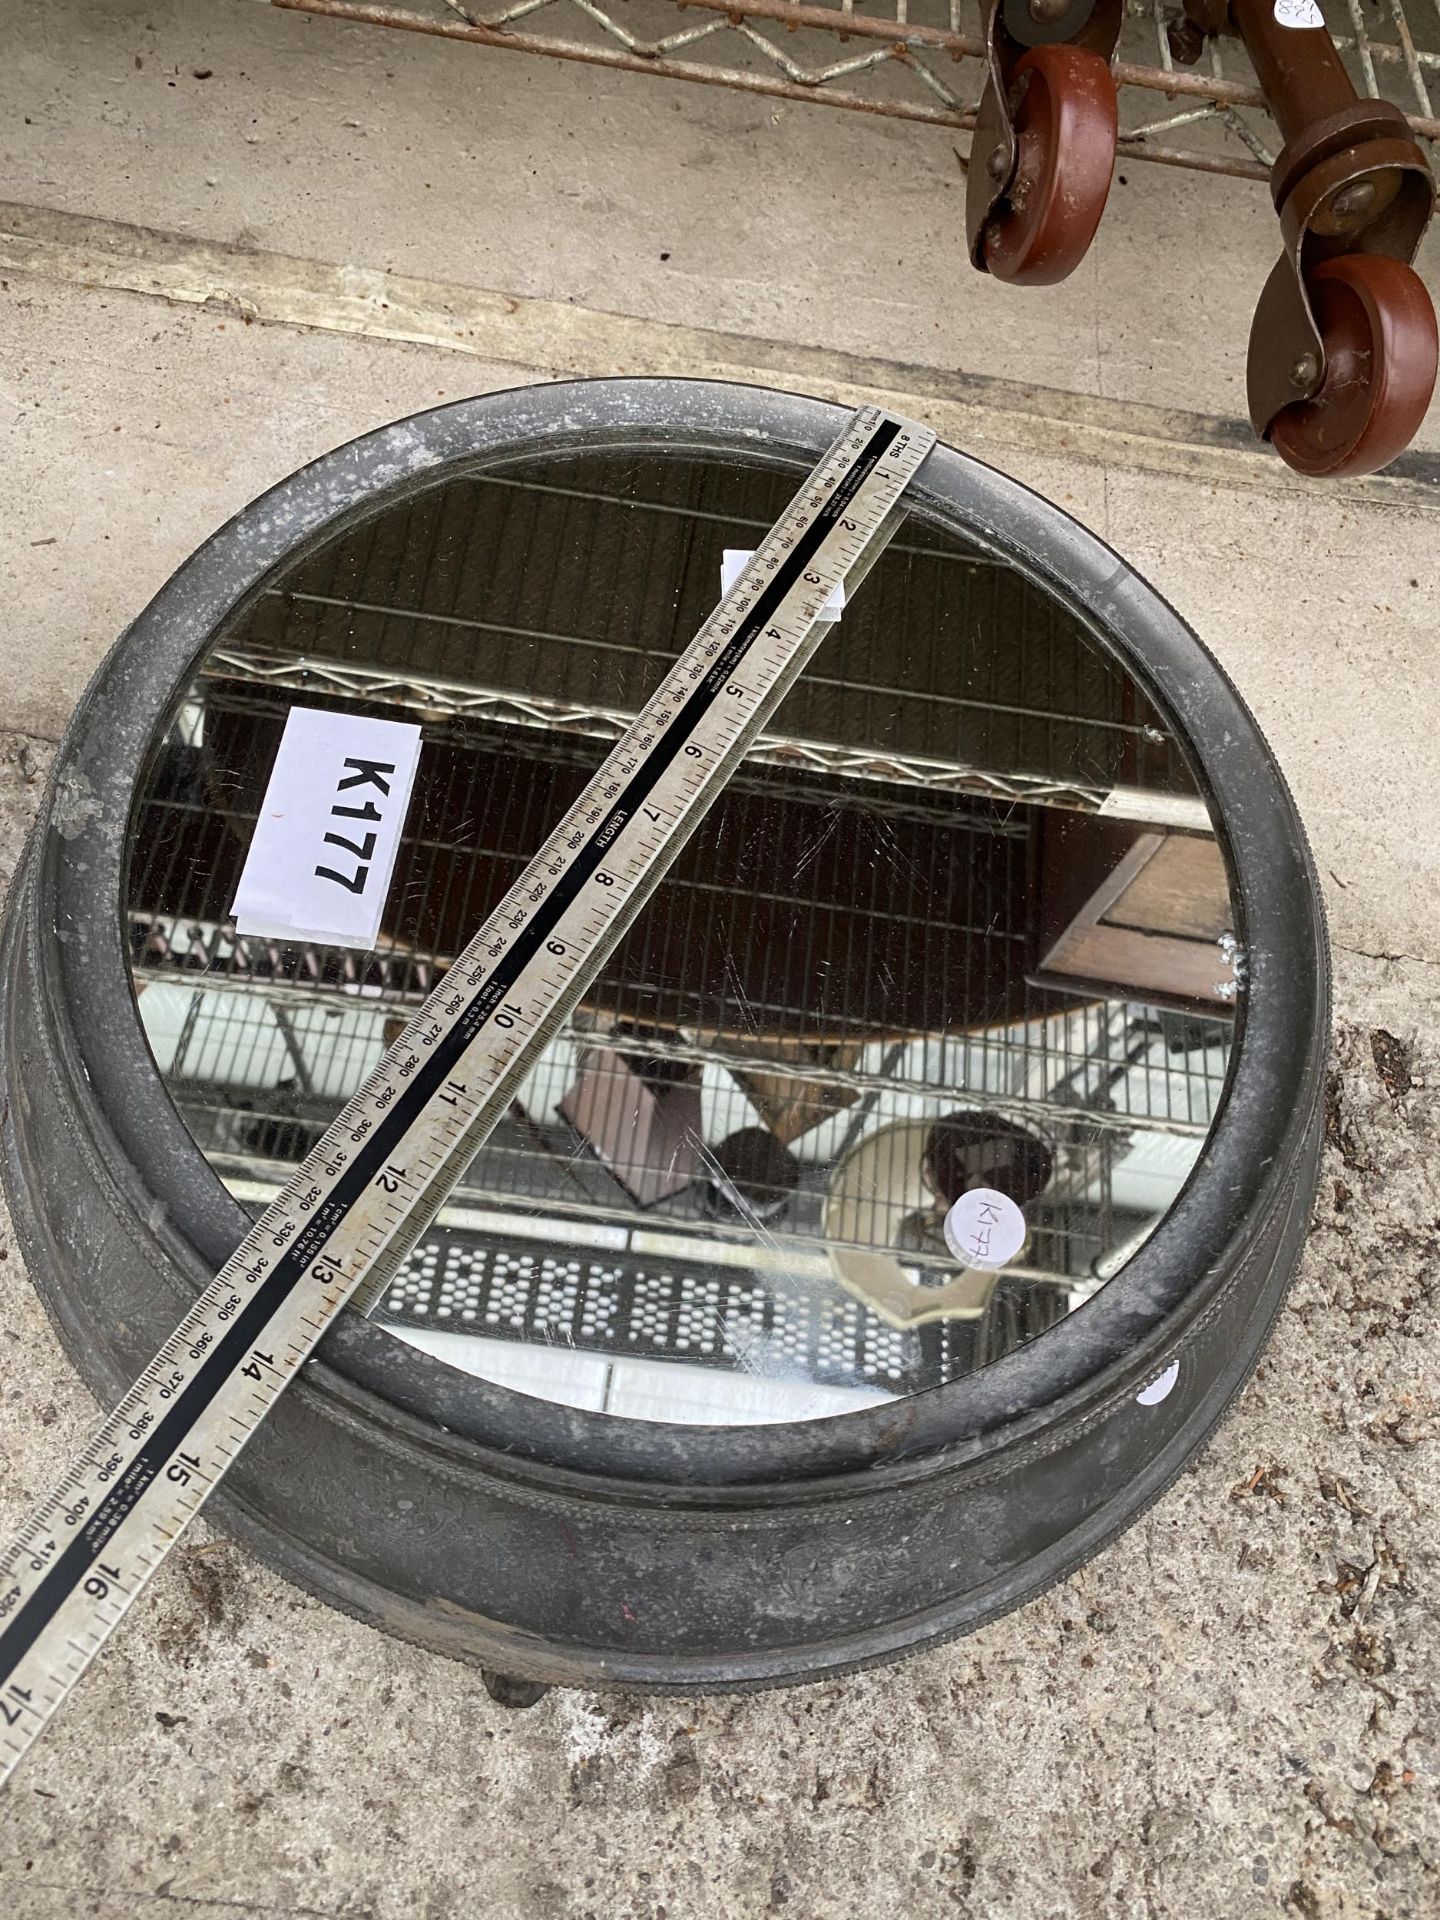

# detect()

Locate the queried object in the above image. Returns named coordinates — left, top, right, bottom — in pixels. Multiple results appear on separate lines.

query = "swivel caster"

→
left=971, top=45, right=1119, bottom=286
left=1184, top=0, right=1437, bottom=477
left=966, top=0, right=1123, bottom=287
left=1264, top=254, right=1438, bottom=479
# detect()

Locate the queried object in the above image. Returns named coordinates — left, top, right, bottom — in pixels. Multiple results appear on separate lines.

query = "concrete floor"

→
left=1, top=2, right=1439, bottom=1915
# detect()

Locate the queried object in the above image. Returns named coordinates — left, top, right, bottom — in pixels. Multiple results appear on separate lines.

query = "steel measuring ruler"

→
left=0, top=405, right=937, bottom=1785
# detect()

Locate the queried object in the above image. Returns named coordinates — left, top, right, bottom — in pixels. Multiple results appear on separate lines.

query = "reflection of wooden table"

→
left=1032, top=814, right=1235, bottom=1014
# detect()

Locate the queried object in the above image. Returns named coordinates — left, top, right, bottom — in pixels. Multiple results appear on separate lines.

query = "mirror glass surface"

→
left=124, top=441, right=1241, bottom=1425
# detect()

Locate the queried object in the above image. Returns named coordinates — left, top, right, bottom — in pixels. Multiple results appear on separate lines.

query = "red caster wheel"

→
left=975, top=43, right=1118, bottom=287
left=1266, top=254, right=1438, bottom=479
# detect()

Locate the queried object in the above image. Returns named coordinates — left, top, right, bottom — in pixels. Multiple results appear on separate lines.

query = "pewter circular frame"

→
left=0, top=380, right=1328, bottom=1690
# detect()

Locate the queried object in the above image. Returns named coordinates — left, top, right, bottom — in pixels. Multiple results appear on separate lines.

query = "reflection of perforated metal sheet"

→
left=220, top=1177, right=1067, bottom=1398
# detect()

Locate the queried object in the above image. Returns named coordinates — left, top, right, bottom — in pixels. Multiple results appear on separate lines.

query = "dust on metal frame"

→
left=270, top=0, right=1440, bottom=185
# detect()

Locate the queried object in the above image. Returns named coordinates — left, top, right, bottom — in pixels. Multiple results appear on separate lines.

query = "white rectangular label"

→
left=722, top=548, right=845, bottom=622
left=231, top=705, right=422, bottom=950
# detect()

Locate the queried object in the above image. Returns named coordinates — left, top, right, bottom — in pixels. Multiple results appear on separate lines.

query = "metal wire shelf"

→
left=271, top=0, right=1440, bottom=183
left=133, top=949, right=1228, bottom=1137
left=204, top=643, right=1193, bottom=819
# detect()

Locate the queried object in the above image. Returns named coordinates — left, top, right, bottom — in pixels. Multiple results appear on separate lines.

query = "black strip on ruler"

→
left=0, top=415, right=902, bottom=1679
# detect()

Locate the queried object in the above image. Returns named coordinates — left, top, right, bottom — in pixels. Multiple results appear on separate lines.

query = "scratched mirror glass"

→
left=124, top=444, right=1240, bottom=1426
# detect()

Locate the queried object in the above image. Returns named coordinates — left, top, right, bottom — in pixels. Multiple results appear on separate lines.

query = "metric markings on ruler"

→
left=0, top=405, right=936, bottom=1783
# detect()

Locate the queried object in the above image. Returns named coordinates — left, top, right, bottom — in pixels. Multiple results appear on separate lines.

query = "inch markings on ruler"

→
left=0, top=405, right=936, bottom=1784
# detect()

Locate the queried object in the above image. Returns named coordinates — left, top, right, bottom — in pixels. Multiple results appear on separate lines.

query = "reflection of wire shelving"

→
left=128, top=447, right=1231, bottom=1398
left=138, top=957, right=1226, bottom=1139
left=131, top=453, right=1197, bottom=1026
left=140, top=966, right=1227, bottom=1292
left=206, top=644, right=1208, bottom=823
left=132, top=715, right=1229, bottom=1149
left=273, top=0, right=1440, bottom=183
left=191, top=984, right=1215, bottom=1398
left=152, top=973, right=1223, bottom=1394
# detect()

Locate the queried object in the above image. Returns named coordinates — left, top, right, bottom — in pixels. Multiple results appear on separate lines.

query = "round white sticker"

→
left=1136, top=1361, right=1180, bottom=1406
left=943, top=1189, right=1027, bottom=1270
left=1273, top=0, right=1324, bottom=28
